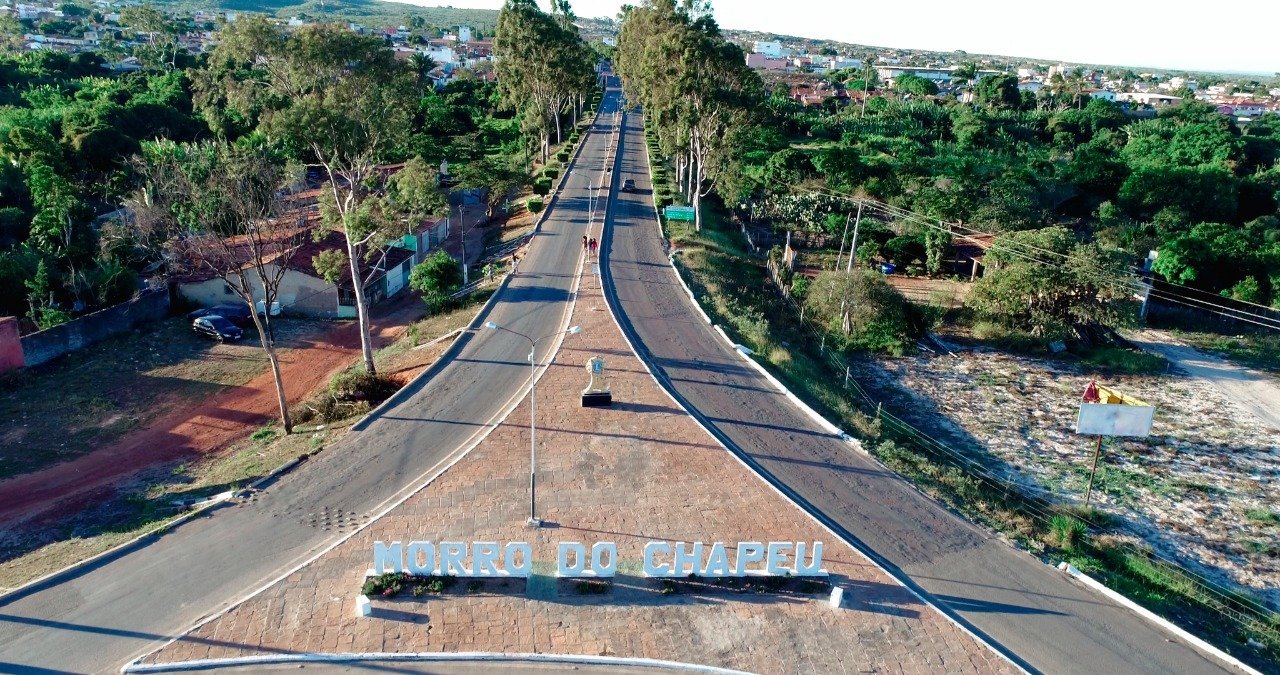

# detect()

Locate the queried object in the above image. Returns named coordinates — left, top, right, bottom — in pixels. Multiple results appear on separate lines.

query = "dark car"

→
left=193, top=316, right=244, bottom=342
left=622, top=178, right=636, bottom=192
left=188, top=304, right=253, bottom=327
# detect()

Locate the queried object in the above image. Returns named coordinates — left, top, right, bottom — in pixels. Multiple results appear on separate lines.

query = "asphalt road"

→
left=0, top=90, right=622, bottom=675
left=601, top=109, right=1236, bottom=674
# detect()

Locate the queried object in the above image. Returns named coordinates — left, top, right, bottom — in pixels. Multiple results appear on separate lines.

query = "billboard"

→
left=1076, top=382, right=1155, bottom=437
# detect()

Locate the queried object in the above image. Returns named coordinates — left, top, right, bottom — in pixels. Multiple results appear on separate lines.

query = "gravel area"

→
left=861, top=346, right=1280, bottom=609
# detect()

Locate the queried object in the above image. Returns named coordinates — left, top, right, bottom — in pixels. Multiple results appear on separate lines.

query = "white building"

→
left=1116, top=92, right=1182, bottom=107
left=1086, top=88, right=1116, bottom=102
left=1017, top=67, right=1037, bottom=79
left=753, top=40, right=783, bottom=58
left=425, top=46, right=456, bottom=66
left=458, top=25, right=472, bottom=43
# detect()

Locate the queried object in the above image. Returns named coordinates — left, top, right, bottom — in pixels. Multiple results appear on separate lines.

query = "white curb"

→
left=123, top=92, right=612, bottom=675
left=1057, top=563, right=1262, bottom=675
left=599, top=108, right=1028, bottom=675
left=123, top=651, right=752, bottom=674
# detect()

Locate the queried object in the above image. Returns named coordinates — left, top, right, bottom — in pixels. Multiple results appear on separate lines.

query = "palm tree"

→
left=951, top=62, right=978, bottom=100
left=409, top=52, right=437, bottom=93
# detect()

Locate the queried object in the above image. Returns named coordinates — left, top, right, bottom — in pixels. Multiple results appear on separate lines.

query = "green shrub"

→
left=557, top=150, right=570, bottom=162
left=527, top=196, right=544, bottom=213
left=656, top=194, right=673, bottom=208
left=250, top=427, right=277, bottom=443
left=533, top=177, right=552, bottom=195
left=329, top=371, right=400, bottom=404
left=1048, top=514, right=1088, bottom=551
left=543, top=167, right=560, bottom=180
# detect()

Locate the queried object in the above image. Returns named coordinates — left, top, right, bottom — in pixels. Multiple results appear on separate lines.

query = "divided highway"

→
left=601, top=107, right=1234, bottom=674
left=0, top=90, right=622, bottom=674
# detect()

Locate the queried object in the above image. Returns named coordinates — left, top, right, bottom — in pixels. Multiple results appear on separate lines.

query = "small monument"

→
left=581, top=356, right=612, bottom=407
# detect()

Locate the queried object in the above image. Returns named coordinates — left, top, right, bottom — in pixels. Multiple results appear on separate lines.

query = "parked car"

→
left=193, top=316, right=244, bottom=342
left=622, top=178, right=636, bottom=192
left=188, top=303, right=253, bottom=326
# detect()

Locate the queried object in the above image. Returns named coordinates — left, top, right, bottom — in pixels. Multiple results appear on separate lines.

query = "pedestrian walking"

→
left=582, top=235, right=589, bottom=252
left=588, top=238, right=598, bottom=257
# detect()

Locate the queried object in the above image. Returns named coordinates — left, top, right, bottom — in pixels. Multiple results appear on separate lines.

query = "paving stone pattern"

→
left=141, top=266, right=1014, bottom=674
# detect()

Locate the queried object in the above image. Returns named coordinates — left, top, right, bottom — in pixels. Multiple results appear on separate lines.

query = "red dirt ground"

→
left=0, top=297, right=424, bottom=530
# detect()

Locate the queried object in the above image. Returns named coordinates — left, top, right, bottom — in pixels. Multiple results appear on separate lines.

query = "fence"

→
left=747, top=228, right=1280, bottom=661
left=20, top=289, right=170, bottom=368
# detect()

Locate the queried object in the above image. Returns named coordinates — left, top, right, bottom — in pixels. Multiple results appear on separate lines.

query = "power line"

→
left=800, top=188, right=1280, bottom=331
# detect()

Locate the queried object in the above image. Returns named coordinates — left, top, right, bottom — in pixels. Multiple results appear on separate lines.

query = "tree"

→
left=133, top=140, right=304, bottom=434
left=494, top=0, right=595, bottom=164
left=198, top=20, right=417, bottom=375
left=967, top=226, right=1137, bottom=340
left=951, top=62, right=978, bottom=97
left=409, top=249, right=463, bottom=310
left=974, top=74, right=1020, bottom=110
left=804, top=269, right=915, bottom=355
left=894, top=73, right=937, bottom=97
left=409, top=52, right=437, bottom=94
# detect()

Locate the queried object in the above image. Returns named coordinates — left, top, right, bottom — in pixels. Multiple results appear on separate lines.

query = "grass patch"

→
left=0, top=302, right=482, bottom=593
left=1172, top=329, right=1280, bottom=376
left=0, top=317, right=333, bottom=481
left=664, top=195, right=1280, bottom=668
left=1079, top=346, right=1167, bottom=375
left=1246, top=509, right=1280, bottom=526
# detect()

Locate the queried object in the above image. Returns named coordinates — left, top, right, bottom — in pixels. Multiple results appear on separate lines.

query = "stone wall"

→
left=20, top=289, right=170, bottom=368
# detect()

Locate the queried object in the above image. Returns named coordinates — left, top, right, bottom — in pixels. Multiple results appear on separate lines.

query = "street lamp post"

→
left=484, top=321, right=582, bottom=527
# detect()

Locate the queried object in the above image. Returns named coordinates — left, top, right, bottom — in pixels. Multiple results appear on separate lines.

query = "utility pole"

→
left=836, top=213, right=851, bottom=270
left=1084, top=435, right=1104, bottom=508
left=847, top=201, right=863, bottom=273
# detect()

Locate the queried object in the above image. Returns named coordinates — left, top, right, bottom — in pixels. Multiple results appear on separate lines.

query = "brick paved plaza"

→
left=137, top=262, right=1016, bottom=674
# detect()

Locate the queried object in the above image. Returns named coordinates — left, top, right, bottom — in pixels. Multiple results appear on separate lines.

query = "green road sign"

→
left=665, top=205, right=695, bottom=221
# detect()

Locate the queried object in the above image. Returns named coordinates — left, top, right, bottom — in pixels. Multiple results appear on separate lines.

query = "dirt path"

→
left=1129, top=328, right=1280, bottom=432
left=0, top=296, right=425, bottom=530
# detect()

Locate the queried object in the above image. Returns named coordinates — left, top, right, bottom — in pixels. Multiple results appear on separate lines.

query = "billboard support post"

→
left=1084, top=435, right=1104, bottom=508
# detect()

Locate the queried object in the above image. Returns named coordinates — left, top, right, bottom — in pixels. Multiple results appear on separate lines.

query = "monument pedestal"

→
left=581, top=390, right=612, bottom=407
left=581, top=355, right=612, bottom=408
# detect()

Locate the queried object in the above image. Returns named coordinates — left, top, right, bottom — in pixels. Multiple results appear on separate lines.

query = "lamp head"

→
left=567, top=326, right=582, bottom=335
left=485, top=321, right=498, bottom=330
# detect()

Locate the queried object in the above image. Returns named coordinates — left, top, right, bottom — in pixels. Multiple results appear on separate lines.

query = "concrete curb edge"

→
left=600, top=106, right=1029, bottom=675
left=1058, top=563, right=1262, bottom=675
left=123, top=651, right=751, bottom=674
left=121, top=93, right=610, bottom=675
left=0, top=492, right=235, bottom=606
left=351, top=274, right=512, bottom=432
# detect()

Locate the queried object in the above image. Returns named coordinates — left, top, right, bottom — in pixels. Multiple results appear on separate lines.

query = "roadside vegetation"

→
left=0, top=291, right=490, bottom=591
left=660, top=203, right=1280, bottom=668
left=0, top=316, right=328, bottom=481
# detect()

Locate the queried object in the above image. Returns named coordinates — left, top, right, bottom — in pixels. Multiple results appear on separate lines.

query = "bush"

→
left=527, top=196, right=544, bottom=213
left=542, top=167, right=560, bottom=180
left=410, top=250, right=464, bottom=311
left=329, top=371, right=400, bottom=404
left=533, top=177, right=552, bottom=195
left=557, top=150, right=570, bottom=162
left=656, top=194, right=673, bottom=209
left=1048, top=515, right=1088, bottom=551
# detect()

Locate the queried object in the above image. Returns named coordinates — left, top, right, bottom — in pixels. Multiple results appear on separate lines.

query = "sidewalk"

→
left=135, top=260, right=1014, bottom=673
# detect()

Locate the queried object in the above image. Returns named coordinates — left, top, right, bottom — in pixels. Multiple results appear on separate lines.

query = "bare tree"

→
left=133, top=141, right=305, bottom=434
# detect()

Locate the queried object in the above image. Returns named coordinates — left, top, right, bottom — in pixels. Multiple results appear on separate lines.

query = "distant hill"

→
left=154, top=0, right=500, bottom=32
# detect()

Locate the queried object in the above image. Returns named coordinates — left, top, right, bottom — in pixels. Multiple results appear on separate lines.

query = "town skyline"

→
left=417, top=0, right=1279, bottom=75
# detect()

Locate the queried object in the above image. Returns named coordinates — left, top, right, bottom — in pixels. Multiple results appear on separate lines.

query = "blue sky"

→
left=401, top=0, right=1279, bottom=75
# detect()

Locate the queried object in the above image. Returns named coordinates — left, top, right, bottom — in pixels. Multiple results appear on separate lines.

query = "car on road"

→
left=188, top=303, right=254, bottom=327
left=192, top=316, right=244, bottom=342
left=622, top=178, right=636, bottom=192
